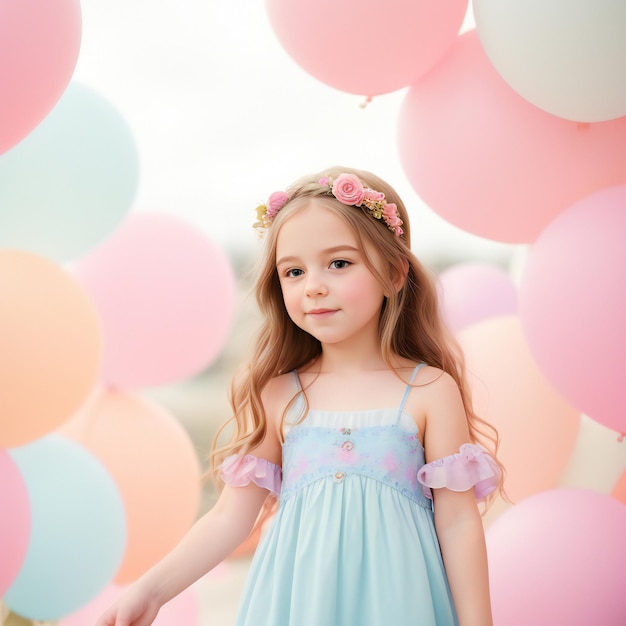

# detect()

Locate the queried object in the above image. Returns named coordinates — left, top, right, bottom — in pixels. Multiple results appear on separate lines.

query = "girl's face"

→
left=275, top=203, right=386, bottom=349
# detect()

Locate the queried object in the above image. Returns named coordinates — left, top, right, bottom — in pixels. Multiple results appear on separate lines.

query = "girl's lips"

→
left=307, top=308, right=337, bottom=316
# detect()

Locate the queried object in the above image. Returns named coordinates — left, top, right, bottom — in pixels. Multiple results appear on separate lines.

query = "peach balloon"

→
left=397, top=30, right=626, bottom=243
left=73, top=212, right=237, bottom=389
left=612, top=471, right=626, bottom=505
left=59, top=389, right=201, bottom=583
left=0, top=250, right=102, bottom=447
left=458, top=316, right=579, bottom=501
left=0, top=0, right=81, bottom=153
left=266, top=0, right=467, bottom=96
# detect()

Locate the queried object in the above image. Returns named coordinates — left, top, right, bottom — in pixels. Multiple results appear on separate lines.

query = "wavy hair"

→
left=211, top=166, right=504, bottom=504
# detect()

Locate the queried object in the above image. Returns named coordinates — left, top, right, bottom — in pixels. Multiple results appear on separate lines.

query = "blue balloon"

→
left=5, top=435, right=126, bottom=620
left=0, top=81, right=139, bottom=262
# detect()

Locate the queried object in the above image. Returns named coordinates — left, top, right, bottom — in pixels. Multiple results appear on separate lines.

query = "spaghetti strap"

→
left=398, top=363, right=426, bottom=418
left=292, top=369, right=302, bottom=391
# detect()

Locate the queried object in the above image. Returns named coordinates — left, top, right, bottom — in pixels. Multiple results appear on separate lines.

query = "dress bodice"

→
left=281, top=408, right=432, bottom=509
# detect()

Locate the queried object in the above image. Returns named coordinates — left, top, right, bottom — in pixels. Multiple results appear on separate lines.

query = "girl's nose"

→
left=304, top=272, right=328, bottom=297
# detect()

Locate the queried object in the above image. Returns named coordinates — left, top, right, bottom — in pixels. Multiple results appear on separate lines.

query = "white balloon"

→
left=474, top=0, right=626, bottom=122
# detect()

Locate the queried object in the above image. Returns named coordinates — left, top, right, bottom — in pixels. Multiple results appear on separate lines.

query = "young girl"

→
left=97, top=166, right=502, bottom=626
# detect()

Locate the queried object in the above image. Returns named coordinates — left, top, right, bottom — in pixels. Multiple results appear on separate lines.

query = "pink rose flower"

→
left=332, top=173, right=365, bottom=205
left=382, top=203, right=404, bottom=236
left=266, top=191, right=289, bottom=218
left=383, top=203, right=402, bottom=225
left=382, top=202, right=397, bottom=220
left=364, top=188, right=385, bottom=202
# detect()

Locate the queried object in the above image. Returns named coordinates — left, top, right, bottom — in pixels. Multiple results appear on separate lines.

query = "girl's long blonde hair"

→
left=211, top=166, right=504, bottom=500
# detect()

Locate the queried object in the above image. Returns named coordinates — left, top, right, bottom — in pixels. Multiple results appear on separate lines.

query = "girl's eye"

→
left=285, top=268, right=304, bottom=278
left=330, top=259, right=351, bottom=270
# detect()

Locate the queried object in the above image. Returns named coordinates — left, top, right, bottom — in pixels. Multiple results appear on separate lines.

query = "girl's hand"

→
left=95, top=591, right=160, bottom=626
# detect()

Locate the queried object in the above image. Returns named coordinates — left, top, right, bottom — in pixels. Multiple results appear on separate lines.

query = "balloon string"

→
left=359, top=96, right=373, bottom=109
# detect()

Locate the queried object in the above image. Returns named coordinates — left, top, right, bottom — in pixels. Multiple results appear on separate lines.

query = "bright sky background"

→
left=73, top=0, right=515, bottom=268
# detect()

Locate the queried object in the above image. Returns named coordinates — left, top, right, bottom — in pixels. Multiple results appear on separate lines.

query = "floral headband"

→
left=253, top=173, right=404, bottom=237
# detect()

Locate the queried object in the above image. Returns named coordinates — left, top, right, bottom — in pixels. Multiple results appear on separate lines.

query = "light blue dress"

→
left=219, top=366, right=498, bottom=625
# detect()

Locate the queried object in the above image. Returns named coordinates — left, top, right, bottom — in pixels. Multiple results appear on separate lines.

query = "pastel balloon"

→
left=0, top=250, right=101, bottom=447
left=474, top=0, right=626, bottom=123
left=59, top=583, right=200, bottom=626
left=59, top=389, right=201, bottom=583
left=438, top=262, right=517, bottom=333
left=0, top=82, right=139, bottom=262
left=4, top=435, right=126, bottom=621
left=73, top=212, right=237, bottom=388
left=612, top=471, right=626, bottom=505
left=397, top=30, right=626, bottom=243
left=0, top=450, right=30, bottom=597
left=0, top=0, right=81, bottom=153
left=458, top=316, right=579, bottom=502
left=519, top=186, right=626, bottom=433
left=266, top=0, right=467, bottom=96
left=487, top=489, right=626, bottom=625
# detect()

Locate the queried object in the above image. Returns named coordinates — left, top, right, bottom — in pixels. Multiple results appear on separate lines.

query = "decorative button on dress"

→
left=219, top=366, right=500, bottom=626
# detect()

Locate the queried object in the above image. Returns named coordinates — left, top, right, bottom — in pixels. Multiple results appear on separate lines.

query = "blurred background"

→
left=1, top=0, right=626, bottom=624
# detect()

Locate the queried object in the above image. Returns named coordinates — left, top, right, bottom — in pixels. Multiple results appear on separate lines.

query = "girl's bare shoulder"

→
left=413, top=365, right=457, bottom=390
left=405, top=365, right=462, bottom=424
left=261, top=371, right=300, bottom=419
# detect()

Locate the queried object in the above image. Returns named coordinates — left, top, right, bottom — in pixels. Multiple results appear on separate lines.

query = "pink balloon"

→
left=458, top=317, right=579, bottom=502
left=0, top=0, right=81, bottom=153
left=74, top=213, right=237, bottom=388
left=0, top=450, right=30, bottom=596
left=59, top=583, right=200, bottom=626
left=438, top=262, right=517, bottom=333
left=397, top=30, right=626, bottom=243
left=266, top=0, right=467, bottom=96
left=487, top=489, right=626, bottom=626
left=519, top=186, right=626, bottom=433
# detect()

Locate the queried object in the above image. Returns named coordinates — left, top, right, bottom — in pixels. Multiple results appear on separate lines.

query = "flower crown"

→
left=253, top=173, right=404, bottom=237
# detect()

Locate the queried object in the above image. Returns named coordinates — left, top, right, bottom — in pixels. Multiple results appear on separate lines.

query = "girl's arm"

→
left=432, top=488, right=492, bottom=626
left=96, top=482, right=270, bottom=626
left=422, top=372, right=493, bottom=626
left=96, top=375, right=287, bottom=626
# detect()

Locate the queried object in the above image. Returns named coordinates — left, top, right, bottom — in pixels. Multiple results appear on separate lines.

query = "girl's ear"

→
left=392, top=258, right=409, bottom=293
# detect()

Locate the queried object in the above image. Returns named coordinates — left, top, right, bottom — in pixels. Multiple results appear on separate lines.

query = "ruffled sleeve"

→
left=218, top=454, right=282, bottom=498
left=417, top=443, right=500, bottom=500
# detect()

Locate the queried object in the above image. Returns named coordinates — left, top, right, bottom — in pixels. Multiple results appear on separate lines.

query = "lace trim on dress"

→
left=218, top=454, right=282, bottom=498
left=417, top=443, right=500, bottom=500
